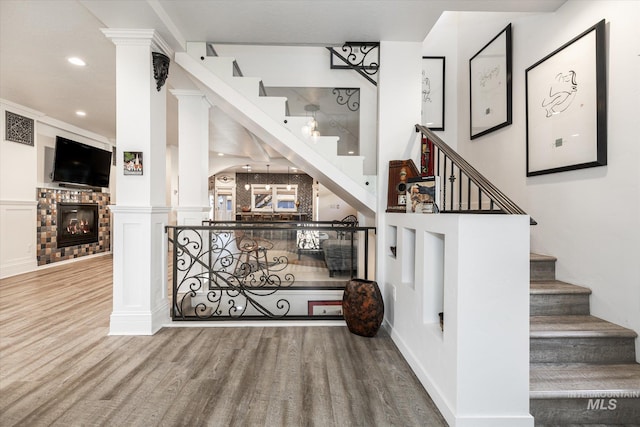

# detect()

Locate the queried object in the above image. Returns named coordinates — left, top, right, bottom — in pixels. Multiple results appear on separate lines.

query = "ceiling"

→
left=0, top=0, right=566, bottom=174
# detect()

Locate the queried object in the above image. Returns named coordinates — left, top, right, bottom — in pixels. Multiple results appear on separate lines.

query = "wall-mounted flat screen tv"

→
left=52, top=136, right=112, bottom=188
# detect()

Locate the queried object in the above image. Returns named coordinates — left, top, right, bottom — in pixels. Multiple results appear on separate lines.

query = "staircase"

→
left=529, top=253, right=640, bottom=426
left=174, top=43, right=377, bottom=215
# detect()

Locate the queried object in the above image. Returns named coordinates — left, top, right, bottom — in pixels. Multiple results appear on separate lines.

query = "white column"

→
left=170, top=90, right=211, bottom=225
left=102, top=29, right=171, bottom=335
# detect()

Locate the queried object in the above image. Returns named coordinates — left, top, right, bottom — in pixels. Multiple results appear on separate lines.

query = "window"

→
left=275, top=186, right=297, bottom=212
left=250, top=185, right=298, bottom=212
left=251, top=185, right=273, bottom=211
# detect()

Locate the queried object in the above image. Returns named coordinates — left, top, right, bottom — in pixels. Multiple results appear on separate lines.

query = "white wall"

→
left=386, top=214, right=532, bottom=427
left=213, top=45, right=378, bottom=175
left=0, top=101, right=39, bottom=278
left=317, top=183, right=356, bottom=221
left=0, top=99, right=115, bottom=278
left=421, top=11, right=460, bottom=152
left=377, top=41, right=424, bottom=303
left=427, top=1, right=640, bottom=358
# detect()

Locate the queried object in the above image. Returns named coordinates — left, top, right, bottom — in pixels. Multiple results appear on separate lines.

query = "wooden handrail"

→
left=415, top=124, right=536, bottom=225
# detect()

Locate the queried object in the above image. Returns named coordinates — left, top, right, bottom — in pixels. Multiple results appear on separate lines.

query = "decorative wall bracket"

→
left=327, top=42, right=379, bottom=86
left=152, top=52, right=170, bottom=91
left=332, top=88, right=360, bottom=112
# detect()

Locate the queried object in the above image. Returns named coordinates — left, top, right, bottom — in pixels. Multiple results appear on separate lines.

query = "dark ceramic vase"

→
left=342, top=278, right=384, bottom=337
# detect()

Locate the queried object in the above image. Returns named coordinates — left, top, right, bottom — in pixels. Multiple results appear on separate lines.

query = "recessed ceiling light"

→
left=75, top=110, right=86, bottom=117
left=348, top=151, right=354, bottom=155
left=217, top=152, right=224, bottom=156
left=68, top=57, right=86, bottom=67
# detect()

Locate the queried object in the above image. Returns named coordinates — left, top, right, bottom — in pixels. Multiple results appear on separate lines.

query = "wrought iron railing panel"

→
left=167, top=221, right=375, bottom=321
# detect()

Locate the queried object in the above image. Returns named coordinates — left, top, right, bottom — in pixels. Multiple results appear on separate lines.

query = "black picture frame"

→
left=525, top=19, right=607, bottom=176
left=123, top=151, right=143, bottom=176
left=469, top=23, right=512, bottom=139
left=421, top=56, right=445, bottom=131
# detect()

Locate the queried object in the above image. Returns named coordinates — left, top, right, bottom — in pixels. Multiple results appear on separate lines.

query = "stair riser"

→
left=530, top=294, right=590, bottom=316
left=531, top=337, right=636, bottom=363
left=531, top=260, right=556, bottom=281
left=531, top=396, right=640, bottom=426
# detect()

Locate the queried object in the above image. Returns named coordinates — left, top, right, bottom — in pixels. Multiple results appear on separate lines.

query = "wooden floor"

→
left=0, top=255, right=446, bottom=426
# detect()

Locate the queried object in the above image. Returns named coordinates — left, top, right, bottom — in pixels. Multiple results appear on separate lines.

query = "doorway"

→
left=214, top=186, right=235, bottom=220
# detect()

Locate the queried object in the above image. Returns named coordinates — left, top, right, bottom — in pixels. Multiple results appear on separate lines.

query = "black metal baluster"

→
left=467, top=177, right=471, bottom=211
left=443, top=154, right=448, bottom=211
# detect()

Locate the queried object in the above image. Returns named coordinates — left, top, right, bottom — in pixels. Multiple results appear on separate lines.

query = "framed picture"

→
left=421, top=56, right=445, bottom=131
left=525, top=19, right=607, bottom=176
left=250, top=184, right=273, bottom=212
left=406, top=176, right=441, bottom=214
left=123, top=151, right=143, bottom=175
left=469, top=23, right=512, bottom=139
left=308, top=300, right=343, bottom=316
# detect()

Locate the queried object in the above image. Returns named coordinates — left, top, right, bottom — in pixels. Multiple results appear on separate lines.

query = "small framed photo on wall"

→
left=123, top=151, right=143, bottom=175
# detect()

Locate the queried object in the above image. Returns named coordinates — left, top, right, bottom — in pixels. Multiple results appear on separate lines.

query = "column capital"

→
left=170, top=90, right=213, bottom=107
left=100, top=28, right=173, bottom=57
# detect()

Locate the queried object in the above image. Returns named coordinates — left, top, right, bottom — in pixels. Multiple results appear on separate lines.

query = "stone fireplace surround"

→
left=36, top=188, right=110, bottom=266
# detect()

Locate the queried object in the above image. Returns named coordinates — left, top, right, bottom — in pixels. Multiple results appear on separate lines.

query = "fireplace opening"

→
left=57, top=203, right=99, bottom=248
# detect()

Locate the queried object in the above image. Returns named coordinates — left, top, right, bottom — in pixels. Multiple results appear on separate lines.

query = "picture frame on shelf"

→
left=525, top=19, right=607, bottom=176
left=406, top=176, right=441, bottom=214
left=469, top=23, right=512, bottom=139
left=421, top=56, right=445, bottom=131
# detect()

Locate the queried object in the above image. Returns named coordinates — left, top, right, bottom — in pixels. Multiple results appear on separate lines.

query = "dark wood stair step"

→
left=530, top=281, right=591, bottom=316
left=530, top=315, right=637, bottom=363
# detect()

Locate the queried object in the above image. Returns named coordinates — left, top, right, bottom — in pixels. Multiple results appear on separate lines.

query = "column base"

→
left=109, top=300, right=170, bottom=335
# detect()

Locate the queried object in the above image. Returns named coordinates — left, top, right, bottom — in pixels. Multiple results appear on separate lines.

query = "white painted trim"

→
left=0, top=99, right=45, bottom=119
left=0, top=200, right=38, bottom=206
left=0, top=259, right=37, bottom=279
left=35, top=252, right=112, bottom=271
left=101, top=28, right=173, bottom=57
left=109, top=205, right=171, bottom=214
left=38, top=116, right=112, bottom=145
left=109, top=300, right=170, bottom=335
left=163, top=320, right=347, bottom=328
left=147, top=0, right=187, bottom=50
left=174, top=206, right=210, bottom=213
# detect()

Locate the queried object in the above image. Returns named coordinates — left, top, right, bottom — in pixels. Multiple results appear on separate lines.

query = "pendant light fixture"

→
left=302, top=104, right=320, bottom=139
left=286, top=166, right=292, bottom=191
left=265, top=164, right=271, bottom=191
left=244, top=164, right=250, bottom=190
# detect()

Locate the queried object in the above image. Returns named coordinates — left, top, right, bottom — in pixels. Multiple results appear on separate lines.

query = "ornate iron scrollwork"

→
left=332, top=88, right=360, bottom=112
left=5, top=111, right=34, bottom=146
left=328, top=42, right=379, bottom=86
left=152, top=52, right=170, bottom=92
left=170, top=228, right=294, bottom=320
